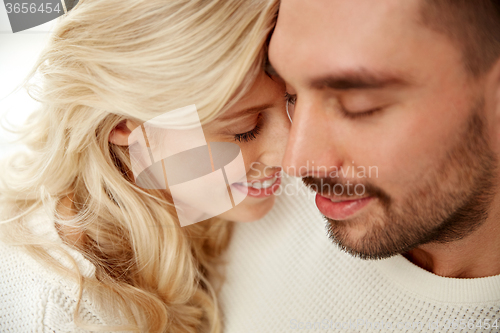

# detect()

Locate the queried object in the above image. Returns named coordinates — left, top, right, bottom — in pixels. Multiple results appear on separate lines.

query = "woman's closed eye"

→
left=233, top=115, right=263, bottom=143
left=233, top=123, right=262, bottom=143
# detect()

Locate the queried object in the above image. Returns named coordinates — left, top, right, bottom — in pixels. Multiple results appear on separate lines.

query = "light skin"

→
left=62, top=72, right=289, bottom=226
left=269, top=0, right=500, bottom=278
left=58, top=73, right=287, bottom=242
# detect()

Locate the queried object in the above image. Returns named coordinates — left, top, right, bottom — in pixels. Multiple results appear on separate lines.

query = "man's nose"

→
left=282, top=96, right=343, bottom=177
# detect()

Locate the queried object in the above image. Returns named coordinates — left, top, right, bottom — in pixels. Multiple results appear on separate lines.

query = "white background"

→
left=0, top=4, right=56, bottom=159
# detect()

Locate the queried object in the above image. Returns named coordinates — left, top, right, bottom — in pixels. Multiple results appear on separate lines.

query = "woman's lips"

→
left=315, top=194, right=372, bottom=220
left=232, top=173, right=281, bottom=198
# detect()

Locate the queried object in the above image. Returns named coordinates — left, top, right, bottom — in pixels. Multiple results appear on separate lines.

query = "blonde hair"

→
left=0, top=0, right=279, bottom=332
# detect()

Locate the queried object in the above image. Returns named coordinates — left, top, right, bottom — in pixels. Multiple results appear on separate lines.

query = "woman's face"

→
left=111, top=72, right=289, bottom=224
left=201, top=72, right=290, bottom=222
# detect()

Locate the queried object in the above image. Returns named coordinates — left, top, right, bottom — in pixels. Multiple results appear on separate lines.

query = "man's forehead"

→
left=269, top=0, right=424, bottom=83
left=273, top=0, right=421, bottom=37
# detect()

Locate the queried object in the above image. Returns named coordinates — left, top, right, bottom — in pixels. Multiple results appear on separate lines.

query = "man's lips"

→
left=315, top=193, right=373, bottom=220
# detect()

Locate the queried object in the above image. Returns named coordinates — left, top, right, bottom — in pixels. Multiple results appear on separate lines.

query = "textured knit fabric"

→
left=0, top=202, right=119, bottom=332
left=219, top=176, right=500, bottom=333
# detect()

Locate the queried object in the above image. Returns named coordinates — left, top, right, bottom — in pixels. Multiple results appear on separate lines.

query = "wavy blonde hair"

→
left=0, top=0, right=279, bottom=331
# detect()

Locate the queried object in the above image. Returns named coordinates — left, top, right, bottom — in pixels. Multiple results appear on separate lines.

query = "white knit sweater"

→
left=219, top=176, right=500, bottom=332
left=0, top=203, right=119, bottom=332
left=2, top=177, right=500, bottom=332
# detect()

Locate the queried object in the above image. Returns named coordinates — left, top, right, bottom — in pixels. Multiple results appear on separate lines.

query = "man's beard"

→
left=303, top=100, right=498, bottom=260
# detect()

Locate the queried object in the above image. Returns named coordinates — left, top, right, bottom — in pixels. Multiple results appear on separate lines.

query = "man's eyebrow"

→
left=310, top=69, right=410, bottom=90
left=216, top=103, right=274, bottom=121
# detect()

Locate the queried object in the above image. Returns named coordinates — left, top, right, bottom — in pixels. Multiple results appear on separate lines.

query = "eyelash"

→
left=339, top=106, right=382, bottom=119
left=285, top=92, right=297, bottom=105
left=233, top=117, right=263, bottom=143
left=286, top=92, right=382, bottom=119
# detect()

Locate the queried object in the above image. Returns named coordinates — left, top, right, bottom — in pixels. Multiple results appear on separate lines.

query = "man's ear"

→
left=109, top=120, right=141, bottom=146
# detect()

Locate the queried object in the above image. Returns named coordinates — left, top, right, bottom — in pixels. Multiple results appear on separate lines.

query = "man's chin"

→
left=323, top=215, right=413, bottom=260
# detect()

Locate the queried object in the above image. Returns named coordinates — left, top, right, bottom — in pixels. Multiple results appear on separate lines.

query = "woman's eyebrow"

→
left=217, top=103, right=274, bottom=121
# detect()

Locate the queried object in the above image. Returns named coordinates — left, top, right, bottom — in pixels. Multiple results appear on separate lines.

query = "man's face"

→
left=269, top=0, right=498, bottom=259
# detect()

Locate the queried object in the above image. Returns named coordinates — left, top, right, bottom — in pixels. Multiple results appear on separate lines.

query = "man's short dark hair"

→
left=420, top=0, right=500, bottom=77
